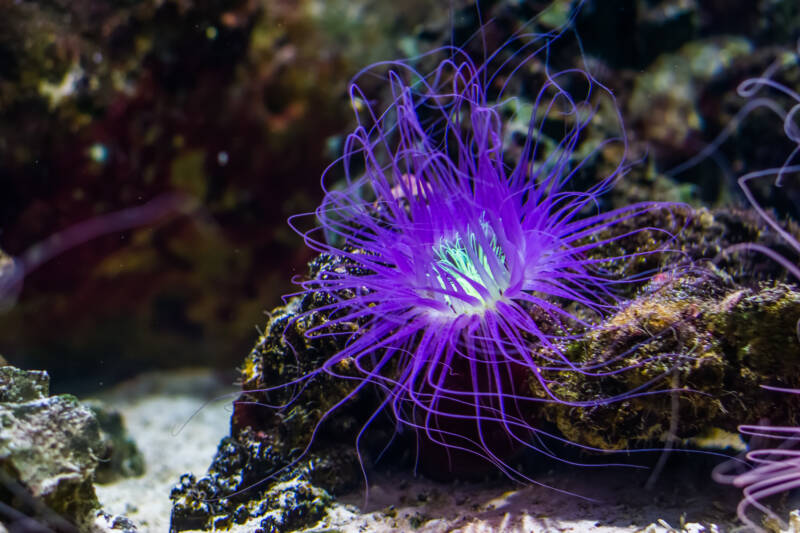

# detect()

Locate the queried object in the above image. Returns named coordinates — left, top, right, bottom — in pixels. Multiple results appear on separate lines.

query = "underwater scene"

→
left=1, top=0, right=800, bottom=532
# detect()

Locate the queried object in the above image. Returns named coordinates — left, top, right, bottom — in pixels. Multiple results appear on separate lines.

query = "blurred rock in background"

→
left=0, top=0, right=457, bottom=393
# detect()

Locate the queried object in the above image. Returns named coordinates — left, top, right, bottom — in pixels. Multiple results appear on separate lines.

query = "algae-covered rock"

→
left=0, top=363, right=143, bottom=531
left=0, top=365, right=103, bottom=530
left=170, top=458, right=335, bottom=532
left=86, top=401, right=146, bottom=485
left=0, top=365, right=50, bottom=403
left=168, top=427, right=360, bottom=531
left=534, top=276, right=800, bottom=451
left=529, top=207, right=800, bottom=452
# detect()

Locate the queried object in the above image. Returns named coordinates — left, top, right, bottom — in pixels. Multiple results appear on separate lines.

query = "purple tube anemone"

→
left=711, top=42, right=800, bottom=531
left=713, top=39, right=800, bottom=282
left=279, top=18, right=679, bottom=481
left=718, top=387, right=800, bottom=532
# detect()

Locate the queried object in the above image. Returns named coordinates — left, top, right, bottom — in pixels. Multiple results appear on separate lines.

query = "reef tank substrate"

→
left=1, top=1, right=800, bottom=532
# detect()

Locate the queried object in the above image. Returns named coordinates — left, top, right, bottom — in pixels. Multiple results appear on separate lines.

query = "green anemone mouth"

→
left=430, top=215, right=507, bottom=314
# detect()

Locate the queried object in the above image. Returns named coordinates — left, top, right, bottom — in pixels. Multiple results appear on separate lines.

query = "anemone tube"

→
left=267, top=28, right=683, bottom=482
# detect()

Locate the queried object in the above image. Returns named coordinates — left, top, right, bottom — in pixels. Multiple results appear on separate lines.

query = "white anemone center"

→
left=428, top=217, right=508, bottom=315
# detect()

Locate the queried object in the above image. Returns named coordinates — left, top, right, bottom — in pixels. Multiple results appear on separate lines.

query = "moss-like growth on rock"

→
left=533, top=276, right=800, bottom=451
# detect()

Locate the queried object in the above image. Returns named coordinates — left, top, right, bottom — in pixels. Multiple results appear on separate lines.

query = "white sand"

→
left=93, top=370, right=235, bottom=532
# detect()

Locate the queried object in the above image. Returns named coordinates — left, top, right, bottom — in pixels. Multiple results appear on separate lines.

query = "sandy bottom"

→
left=93, top=369, right=236, bottom=532
left=91, top=370, right=798, bottom=533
